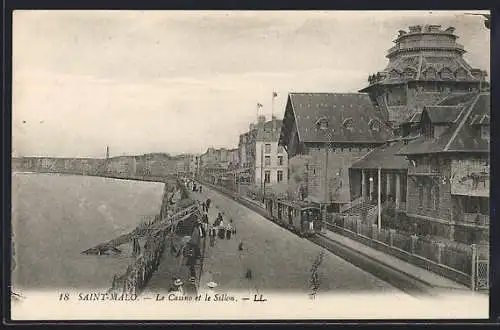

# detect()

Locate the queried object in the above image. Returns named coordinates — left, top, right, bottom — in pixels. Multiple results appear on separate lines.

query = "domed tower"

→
left=359, top=24, right=488, bottom=136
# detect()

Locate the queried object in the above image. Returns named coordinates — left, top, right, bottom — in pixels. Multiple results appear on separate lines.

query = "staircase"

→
left=342, top=201, right=377, bottom=216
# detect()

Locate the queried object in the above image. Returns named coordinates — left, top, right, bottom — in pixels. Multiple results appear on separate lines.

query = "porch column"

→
left=386, top=172, right=391, bottom=201
left=395, top=173, right=401, bottom=209
left=361, top=170, right=367, bottom=201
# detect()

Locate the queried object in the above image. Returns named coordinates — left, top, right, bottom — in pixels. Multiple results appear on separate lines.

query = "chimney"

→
left=257, top=115, right=266, bottom=126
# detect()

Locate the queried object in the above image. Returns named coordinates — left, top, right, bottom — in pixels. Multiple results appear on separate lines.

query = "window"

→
left=434, top=185, right=440, bottom=210
left=481, top=125, right=490, bottom=140
left=389, top=69, right=401, bottom=80
left=403, top=68, right=416, bottom=80
left=264, top=156, right=271, bottom=166
left=278, top=156, right=284, bottom=166
left=426, top=184, right=432, bottom=209
left=418, top=185, right=424, bottom=207
left=368, top=119, right=381, bottom=132
left=277, top=170, right=283, bottom=183
left=455, top=68, right=467, bottom=80
left=440, top=68, right=453, bottom=80
left=343, top=118, right=353, bottom=130
left=277, top=145, right=284, bottom=153
left=265, top=144, right=271, bottom=154
left=264, top=171, right=271, bottom=183
left=422, top=67, right=437, bottom=80
left=316, top=117, right=329, bottom=130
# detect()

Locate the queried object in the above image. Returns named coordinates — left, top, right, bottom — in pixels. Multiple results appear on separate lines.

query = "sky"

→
left=12, top=10, right=490, bottom=158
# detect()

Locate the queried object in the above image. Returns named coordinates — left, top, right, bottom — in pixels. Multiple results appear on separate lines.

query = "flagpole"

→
left=271, top=91, right=275, bottom=119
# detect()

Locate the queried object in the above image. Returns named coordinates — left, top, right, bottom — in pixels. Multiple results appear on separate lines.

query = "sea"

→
left=11, top=172, right=164, bottom=290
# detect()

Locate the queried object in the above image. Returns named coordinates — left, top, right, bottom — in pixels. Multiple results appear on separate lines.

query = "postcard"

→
left=10, top=10, right=490, bottom=321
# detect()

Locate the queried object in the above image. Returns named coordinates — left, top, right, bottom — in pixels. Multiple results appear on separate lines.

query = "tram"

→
left=264, top=197, right=321, bottom=237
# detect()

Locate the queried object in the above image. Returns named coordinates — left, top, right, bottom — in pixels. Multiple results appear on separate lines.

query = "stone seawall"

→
left=107, top=179, right=199, bottom=296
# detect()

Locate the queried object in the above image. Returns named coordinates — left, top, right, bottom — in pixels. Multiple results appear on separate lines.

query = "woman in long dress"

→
left=218, top=218, right=225, bottom=239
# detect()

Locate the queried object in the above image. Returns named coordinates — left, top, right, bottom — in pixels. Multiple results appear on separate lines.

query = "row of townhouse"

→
left=13, top=153, right=179, bottom=179
left=13, top=157, right=106, bottom=175
left=199, top=147, right=239, bottom=184
left=197, top=114, right=290, bottom=195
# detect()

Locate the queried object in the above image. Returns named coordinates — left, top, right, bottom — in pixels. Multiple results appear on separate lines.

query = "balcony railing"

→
left=462, top=213, right=489, bottom=227
left=387, top=42, right=465, bottom=55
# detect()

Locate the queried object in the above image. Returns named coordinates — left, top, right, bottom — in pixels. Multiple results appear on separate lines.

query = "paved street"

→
left=192, top=185, right=404, bottom=296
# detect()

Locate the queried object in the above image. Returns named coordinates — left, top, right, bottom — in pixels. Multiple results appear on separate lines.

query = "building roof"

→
left=425, top=106, right=463, bottom=124
left=256, top=119, right=282, bottom=141
left=280, top=93, right=393, bottom=146
left=403, top=111, right=422, bottom=124
left=351, top=140, right=410, bottom=170
left=397, top=92, right=490, bottom=155
left=470, top=114, right=490, bottom=125
left=438, top=92, right=477, bottom=105
left=359, top=26, right=486, bottom=92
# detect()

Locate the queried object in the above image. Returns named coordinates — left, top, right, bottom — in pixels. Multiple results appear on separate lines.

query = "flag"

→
left=257, top=103, right=263, bottom=108
left=272, top=92, right=278, bottom=98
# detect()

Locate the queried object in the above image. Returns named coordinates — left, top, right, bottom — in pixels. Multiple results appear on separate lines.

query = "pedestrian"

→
left=170, top=279, right=184, bottom=296
left=202, top=212, right=209, bottom=225
left=185, top=276, right=198, bottom=296
left=199, top=185, right=203, bottom=193
left=209, top=224, right=216, bottom=247
left=206, top=281, right=218, bottom=296
left=215, top=212, right=223, bottom=225
left=206, top=198, right=211, bottom=209
left=132, top=236, right=140, bottom=256
left=230, top=219, right=236, bottom=235
left=186, top=247, right=197, bottom=278
left=217, top=216, right=225, bottom=239
left=225, top=220, right=233, bottom=240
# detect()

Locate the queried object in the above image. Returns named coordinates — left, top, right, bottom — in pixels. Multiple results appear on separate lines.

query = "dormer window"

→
left=422, top=67, right=437, bottom=80
left=481, top=125, right=490, bottom=140
left=455, top=68, right=467, bottom=80
left=389, top=69, right=401, bottom=80
left=316, top=117, right=329, bottom=130
left=368, top=119, right=381, bottom=132
left=343, top=118, right=354, bottom=131
left=440, top=67, right=453, bottom=80
left=403, top=68, right=416, bottom=80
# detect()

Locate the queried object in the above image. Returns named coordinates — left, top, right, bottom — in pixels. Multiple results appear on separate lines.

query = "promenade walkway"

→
left=197, top=181, right=480, bottom=296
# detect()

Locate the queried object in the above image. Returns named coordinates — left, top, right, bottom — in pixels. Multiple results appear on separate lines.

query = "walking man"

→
left=209, top=223, right=216, bottom=247
left=185, top=277, right=198, bottom=296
